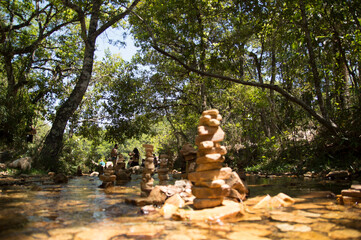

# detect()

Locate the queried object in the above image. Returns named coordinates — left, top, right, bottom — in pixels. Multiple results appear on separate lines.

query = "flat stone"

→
left=351, top=184, right=361, bottom=190
left=178, top=200, right=244, bottom=219
left=194, top=179, right=225, bottom=188
left=195, top=127, right=224, bottom=145
left=196, top=162, right=222, bottom=172
left=197, top=146, right=227, bottom=156
left=309, top=222, right=337, bottom=232
left=188, top=167, right=232, bottom=182
left=328, top=229, right=361, bottom=239
left=276, top=223, right=311, bottom=232
left=196, top=154, right=224, bottom=164
left=192, top=185, right=230, bottom=198
left=341, top=189, right=361, bottom=198
left=193, top=198, right=223, bottom=209
left=342, top=196, right=361, bottom=205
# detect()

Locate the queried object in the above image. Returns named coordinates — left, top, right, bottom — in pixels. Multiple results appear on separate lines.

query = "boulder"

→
left=8, top=157, right=32, bottom=171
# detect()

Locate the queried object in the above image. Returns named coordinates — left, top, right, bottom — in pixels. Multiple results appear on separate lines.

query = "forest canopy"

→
left=1, top=0, right=360, bottom=174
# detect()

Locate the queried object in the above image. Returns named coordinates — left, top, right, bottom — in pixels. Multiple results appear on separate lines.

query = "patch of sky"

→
left=95, top=28, right=139, bottom=62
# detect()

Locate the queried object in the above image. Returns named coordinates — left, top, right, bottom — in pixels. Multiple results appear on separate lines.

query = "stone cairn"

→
left=188, top=109, right=232, bottom=209
left=180, top=143, right=197, bottom=178
left=158, top=154, right=169, bottom=185
left=99, top=166, right=116, bottom=188
left=337, top=184, right=361, bottom=206
left=141, top=144, right=155, bottom=197
left=115, top=154, right=131, bottom=185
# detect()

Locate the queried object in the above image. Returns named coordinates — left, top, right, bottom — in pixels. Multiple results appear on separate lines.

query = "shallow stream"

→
left=0, top=174, right=360, bottom=240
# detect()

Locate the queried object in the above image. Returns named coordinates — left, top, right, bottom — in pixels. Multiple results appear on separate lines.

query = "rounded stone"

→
left=193, top=198, right=223, bottom=209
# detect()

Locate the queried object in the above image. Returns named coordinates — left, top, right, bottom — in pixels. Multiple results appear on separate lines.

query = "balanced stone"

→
left=198, top=146, right=227, bottom=156
left=192, top=185, right=230, bottom=199
left=195, top=127, right=225, bottom=145
left=196, top=162, right=223, bottom=172
left=196, top=153, right=223, bottom=164
left=193, top=198, right=223, bottom=209
left=194, top=179, right=225, bottom=188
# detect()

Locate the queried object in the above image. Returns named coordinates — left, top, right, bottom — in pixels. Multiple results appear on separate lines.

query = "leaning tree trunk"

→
left=37, top=38, right=97, bottom=172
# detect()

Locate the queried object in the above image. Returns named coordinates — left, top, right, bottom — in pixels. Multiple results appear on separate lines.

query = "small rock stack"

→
left=115, top=154, right=131, bottom=185
left=158, top=154, right=169, bottom=185
left=337, top=184, right=361, bottom=206
left=188, top=109, right=232, bottom=209
left=99, top=166, right=116, bottom=188
left=141, top=144, right=155, bottom=197
left=180, top=143, right=197, bottom=177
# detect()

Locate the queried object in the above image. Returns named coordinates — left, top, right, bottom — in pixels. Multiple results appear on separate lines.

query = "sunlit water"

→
left=0, top=174, right=360, bottom=240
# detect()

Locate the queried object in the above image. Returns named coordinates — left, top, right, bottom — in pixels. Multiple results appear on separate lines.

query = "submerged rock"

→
left=53, top=173, right=68, bottom=184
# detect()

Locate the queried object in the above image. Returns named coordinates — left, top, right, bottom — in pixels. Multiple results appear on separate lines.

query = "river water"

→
left=0, top=174, right=360, bottom=240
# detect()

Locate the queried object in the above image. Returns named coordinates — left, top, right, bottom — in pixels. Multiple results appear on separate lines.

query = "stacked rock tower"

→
left=158, top=154, right=169, bottom=185
left=141, top=144, right=155, bottom=197
left=99, top=166, right=116, bottom=188
left=188, top=109, right=232, bottom=209
left=180, top=143, right=197, bottom=178
left=115, top=154, right=131, bottom=185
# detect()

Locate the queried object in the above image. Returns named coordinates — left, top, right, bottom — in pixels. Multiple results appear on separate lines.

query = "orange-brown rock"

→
left=195, top=127, right=225, bottom=145
left=225, top=172, right=248, bottom=195
left=175, top=200, right=244, bottom=221
left=198, top=141, right=214, bottom=149
left=194, top=179, right=225, bottom=188
left=164, top=193, right=185, bottom=208
left=341, top=189, right=361, bottom=198
left=188, top=167, right=232, bottom=182
left=202, top=109, right=219, bottom=116
left=197, top=146, right=227, bottom=157
left=196, top=162, right=223, bottom=172
left=192, top=185, right=230, bottom=199
left=197, top=125, right=218, bottom=135
left=196, top=153, right=223, bottom=164
left=193, top=198, right=223, bottom=209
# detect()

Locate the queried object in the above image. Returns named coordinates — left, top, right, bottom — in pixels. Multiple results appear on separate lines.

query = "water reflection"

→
left=0, top=174, right=360, bottom=240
